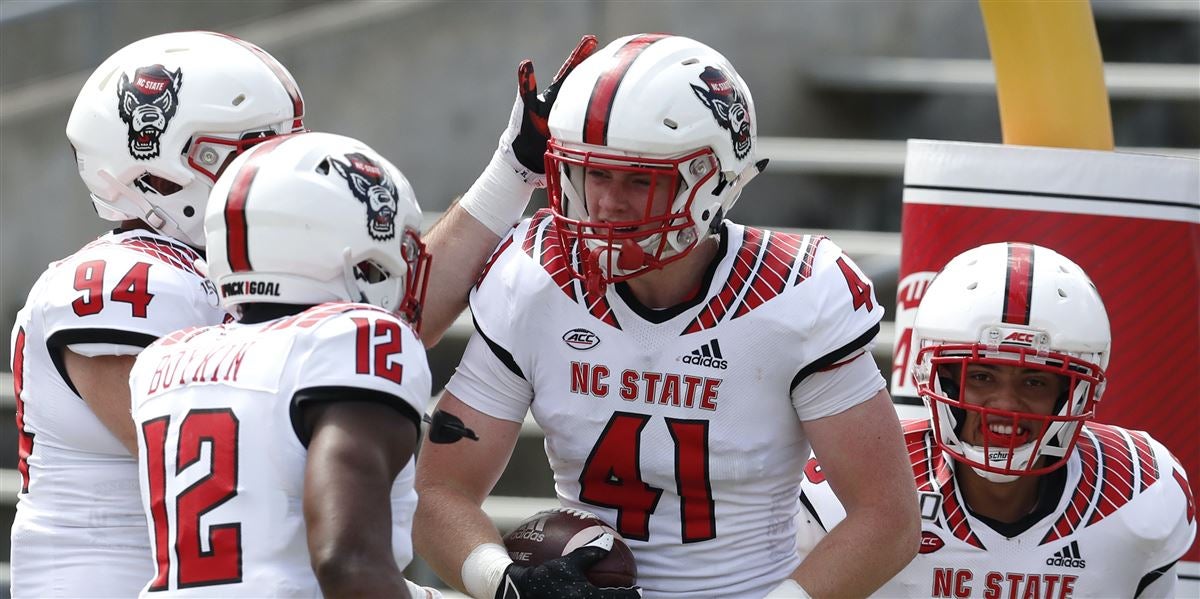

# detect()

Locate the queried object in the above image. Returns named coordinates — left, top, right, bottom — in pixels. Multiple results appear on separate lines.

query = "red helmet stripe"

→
left=223, top=136, right=292, bottom=272
left=1002, top=243, right=1035, bottom=325
left=204, top=32, right=305, bottom=131
left=582, top=34, right=670, bottom=146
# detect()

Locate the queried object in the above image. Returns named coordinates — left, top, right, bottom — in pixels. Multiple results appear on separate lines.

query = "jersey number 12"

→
left=141, top=409, right=242, bottom=590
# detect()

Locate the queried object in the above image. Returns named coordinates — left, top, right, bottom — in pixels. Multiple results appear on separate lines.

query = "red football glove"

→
left=500, top=35, right=599, bottom=184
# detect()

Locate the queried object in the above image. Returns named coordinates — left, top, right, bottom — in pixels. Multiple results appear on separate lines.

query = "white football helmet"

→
left=66, top=31, right=305, bottom=249
left=545, top=34, right=762, bottom=291
left=912, top=243, right=1110, bottom=482
left=206, top=132, right=430, bottom=329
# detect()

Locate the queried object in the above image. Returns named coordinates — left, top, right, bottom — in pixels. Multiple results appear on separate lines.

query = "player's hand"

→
left=498, top=35, right=599, bottom=187
left=494, top=533, right=641, bottom=599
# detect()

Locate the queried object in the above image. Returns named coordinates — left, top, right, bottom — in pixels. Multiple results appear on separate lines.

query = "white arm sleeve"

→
left=792, top=350, right=886, bottom=421
left=444, top=332, right=534, bottom=423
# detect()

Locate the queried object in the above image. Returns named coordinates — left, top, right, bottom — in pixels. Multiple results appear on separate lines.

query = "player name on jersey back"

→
left=140, top=330, right=290, bottom=397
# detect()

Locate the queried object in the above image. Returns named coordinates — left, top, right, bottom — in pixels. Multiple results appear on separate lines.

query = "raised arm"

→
left=419, top=36, right=597, bottom=346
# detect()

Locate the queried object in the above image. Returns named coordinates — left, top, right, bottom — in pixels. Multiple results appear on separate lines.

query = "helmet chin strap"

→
left=585, top=247, right=608, bottom=296
left=341, top=247, right=403, bottom=312
left=616, top=238, right=646, bottom=270
left=341, top=247, right=367, bottom=304
left=97, top=170, right=185, bottom=241
left=970, top=465, right=1021, bottom=484
left=584, top=239, right=648, bottom=296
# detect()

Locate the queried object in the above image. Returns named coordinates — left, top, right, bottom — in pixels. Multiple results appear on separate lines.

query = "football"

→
left=502, top=507, right=638, bottom=588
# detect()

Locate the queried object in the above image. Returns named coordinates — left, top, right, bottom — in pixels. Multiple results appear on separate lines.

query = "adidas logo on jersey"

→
left=1045, top=540, right=1086, bottom=569
left=681, top=339, right=728, bottom=370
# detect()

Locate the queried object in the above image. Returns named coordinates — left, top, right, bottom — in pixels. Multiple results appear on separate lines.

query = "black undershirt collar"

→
left=966, top=464, right=1069, bottom=538
left=613, top=222, right=729, bottom=324
left=239, top=303, right=317, bottom=324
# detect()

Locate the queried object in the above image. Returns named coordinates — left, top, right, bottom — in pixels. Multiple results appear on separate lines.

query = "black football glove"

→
left=494, top=533, right=640, bottom=599
left=498, top=35, right=599, bottom=185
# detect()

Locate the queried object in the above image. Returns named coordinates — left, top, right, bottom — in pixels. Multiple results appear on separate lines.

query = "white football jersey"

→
left=448, top=211, right=887, bottom=597
left=9, top=230, right=226, bottom=597
left=798, top=419, right=1197, bottom=598
left=128, top=302, right=431, bottom=596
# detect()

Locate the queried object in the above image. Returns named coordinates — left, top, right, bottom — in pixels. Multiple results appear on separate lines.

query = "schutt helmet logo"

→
left=690, top=66, right=752, bottom=161
left=330, top=153, right=399, bottom=241
left=562, top=328, right=600, bottom=350
left=116, top=65, right=183, bottom=160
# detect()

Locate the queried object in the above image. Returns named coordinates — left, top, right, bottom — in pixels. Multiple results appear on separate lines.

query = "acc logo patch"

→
left=690, top=66, right=752, bottom=160
left=117, top=64, right=183, bottom=160
left=562, top=328, right=600, bottom=350
left=919, top=530, right=945, bottom=554
left=330, top=153, right=399, bottom=241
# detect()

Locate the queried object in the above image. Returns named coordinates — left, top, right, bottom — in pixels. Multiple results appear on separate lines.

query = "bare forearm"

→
left=420, top=203, right=502, bottom=347
left=413, top=484, right=506, bottom=592
left=793, top=507, right=917, bottom=597
left=797, top=389, right=920, bottom=597
left=305, top=402, right=417, bottom=598
left=312, top=553, right=409, bottom=598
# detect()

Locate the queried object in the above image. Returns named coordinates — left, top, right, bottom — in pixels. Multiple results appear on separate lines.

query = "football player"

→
left=9, top=31, right=305, bottom=597
left=129, top=132, right=436, bottom=597
left=413, top=34, right=920, bottom=598
left=797, top=243, right=1197, bottom=597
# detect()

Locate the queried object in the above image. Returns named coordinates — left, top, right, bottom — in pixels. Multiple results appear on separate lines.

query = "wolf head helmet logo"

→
left=330, top=152, right=399, bottom=241
left=690, top=66, right=752, bottom=160
left=116, top=64, right=184, bottom=160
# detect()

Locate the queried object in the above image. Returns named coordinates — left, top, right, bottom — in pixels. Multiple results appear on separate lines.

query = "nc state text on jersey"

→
left=570, top=361, right=721, bottom=411
left=144, top=342, right=255, bottom=395
left=932, top=568, right=1078, bottom=599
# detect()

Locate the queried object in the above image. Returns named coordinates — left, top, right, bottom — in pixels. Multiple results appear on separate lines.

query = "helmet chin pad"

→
left=95, top=170, right=209, bottom=248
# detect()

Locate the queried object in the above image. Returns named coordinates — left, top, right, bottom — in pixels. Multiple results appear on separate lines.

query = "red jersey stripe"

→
left=733, top=231, right=804, bottom=318
left=1043, top=428, right=1099, bottom=545
left=683, top=226, right=763, bottom=334
left=1129, top=430, right=1160, bottom=492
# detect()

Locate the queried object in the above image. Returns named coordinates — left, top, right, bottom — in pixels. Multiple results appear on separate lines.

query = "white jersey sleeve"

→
left=445, top=223, right=535, bottom=421
left=788, top=239, right=886, bottom=421
left=791, top=351, right=886, bottom=421
left=40, top=234, right=224, bottom=356
left=287, top=305, right=432, bottom=438
left=1141, top=438, right=1196, bottom=571
left=446, top=332, right=533, bottom=422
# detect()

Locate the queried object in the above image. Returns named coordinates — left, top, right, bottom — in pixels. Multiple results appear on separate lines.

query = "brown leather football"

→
left=502, top=507, right=638, bottom=588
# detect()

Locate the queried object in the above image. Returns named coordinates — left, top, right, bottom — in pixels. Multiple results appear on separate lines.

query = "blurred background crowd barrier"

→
left=1, top=0, right=1196, bottom=593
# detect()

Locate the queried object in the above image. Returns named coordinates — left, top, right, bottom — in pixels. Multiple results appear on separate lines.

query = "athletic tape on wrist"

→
left=764, top=578, right=813, bottom=598
left=461, top=542, right=513, bottom=599
left=458, top=150, right=537, bottom=237
left=405, top=578, right=444, bottom=599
